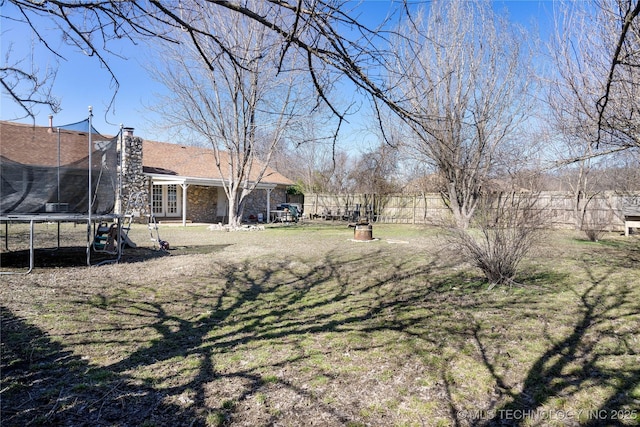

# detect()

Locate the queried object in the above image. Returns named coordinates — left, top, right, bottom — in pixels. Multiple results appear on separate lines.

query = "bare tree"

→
left=569, top=160, right=613, bottom=241
left=548, top=1, right=640, bottom=152
left=274, top=143, right=355, bottom=194
left=385, top=1, right=534, bottom=228
left=594, top=0, right=640, bottom=147
left=11, top=0, right=638, bottom=154
left=265, top=110, right=339, bottom=193
left=349, top=142, right=400, bottom=194
left=545, top=2, right=640, bottom=238
left=149, top=2, right=314, bottom=226
left=316, top=150, right=356, bottom=193
left=548, top=131, right=616, bottom=240
left=605, top=150, right=640, bottom=192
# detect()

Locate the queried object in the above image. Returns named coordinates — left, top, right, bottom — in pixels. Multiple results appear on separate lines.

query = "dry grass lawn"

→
left=1, top=221, right=639, bottom=426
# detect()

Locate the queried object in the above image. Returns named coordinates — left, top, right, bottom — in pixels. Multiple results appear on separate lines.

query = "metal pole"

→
left=87, top=218, right=92, bottom=266
left=266, top=188, right=272, bottom=223
left=88, top=106, right=93, bottom=266
left=88, top=106, right=93, bottom=217
left=56, top=127, right=62, bottom=248
left=118, top=124, right=124, bottom=215
left=57, top=127, right=61, bottom=204
left=0, top=219, right=34, bottom=275
left=29, top=219, right=34, bottom=273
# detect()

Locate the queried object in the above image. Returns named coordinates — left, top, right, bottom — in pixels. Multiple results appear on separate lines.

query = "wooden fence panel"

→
left=303, top=192, right=638, bottom=230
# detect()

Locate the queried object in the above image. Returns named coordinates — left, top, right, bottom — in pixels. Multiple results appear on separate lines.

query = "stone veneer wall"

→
left=187, top=186, right=218, bottom=223
left=119, top=135, right=150, bottom=221
left=241, top=187, right=287, bottom=222
left=269, top=187, right=287, bottom=215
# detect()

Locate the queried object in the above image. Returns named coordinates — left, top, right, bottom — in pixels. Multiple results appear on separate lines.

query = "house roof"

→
left=0, top=120, right=108, bottom=167
left=0, top=121, right=294, bottom=187
left=142, top=139, right=293, bottom=187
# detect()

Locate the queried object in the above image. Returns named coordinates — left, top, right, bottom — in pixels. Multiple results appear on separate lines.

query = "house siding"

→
left=150, top=185, right=288, bottom=224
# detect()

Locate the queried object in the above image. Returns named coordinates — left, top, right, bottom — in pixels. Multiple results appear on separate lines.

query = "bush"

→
left=450, top=192, right=547, bottom=287
left=579, top=210, right=612, bottom=242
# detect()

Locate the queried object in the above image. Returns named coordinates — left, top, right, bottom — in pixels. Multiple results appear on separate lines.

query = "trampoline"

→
left=1, top=213, right=122, bottom=274
left=1, top=108, right=123, bottom=274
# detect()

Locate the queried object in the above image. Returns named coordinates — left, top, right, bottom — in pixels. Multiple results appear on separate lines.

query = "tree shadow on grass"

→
left=4, top=244, right=639, bottom=426
left=473, top=261, right=640, bottom=426
left=2, top=249, right=442, bottom=425
left=1, top=306, right=178, bottom=426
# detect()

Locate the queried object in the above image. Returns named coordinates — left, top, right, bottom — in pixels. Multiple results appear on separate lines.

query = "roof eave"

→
left=145, top=173, right=280, bottom=189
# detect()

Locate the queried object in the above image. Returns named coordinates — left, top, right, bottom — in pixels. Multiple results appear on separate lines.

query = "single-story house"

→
left=0, top=120, right=293, bottom=224
left=139, top=131, right=293, bottom=224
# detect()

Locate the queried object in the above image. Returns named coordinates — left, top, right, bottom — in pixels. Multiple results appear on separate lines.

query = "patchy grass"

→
left=1, top=222, right=639, bottom=426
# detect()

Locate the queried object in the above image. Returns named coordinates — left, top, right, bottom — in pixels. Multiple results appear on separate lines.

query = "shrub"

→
left=449, top=192, right=548, bottom=286
left=579, top=208, right=612, bottom=242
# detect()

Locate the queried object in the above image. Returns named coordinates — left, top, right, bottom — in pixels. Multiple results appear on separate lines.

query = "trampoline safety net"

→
left=1, top=119, right=120, bottom=215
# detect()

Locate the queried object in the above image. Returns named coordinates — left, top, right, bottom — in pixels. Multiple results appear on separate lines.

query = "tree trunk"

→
left=226, top=186, right=247, bottom=227
left=447, top=182, right=474, bottom=229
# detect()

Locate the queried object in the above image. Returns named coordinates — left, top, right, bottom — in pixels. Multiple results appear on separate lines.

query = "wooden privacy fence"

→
left=303, top=192, right=640, bottom=230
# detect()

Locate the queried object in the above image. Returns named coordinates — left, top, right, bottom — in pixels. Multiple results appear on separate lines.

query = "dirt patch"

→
left=0, top=244, right=231, bottom=271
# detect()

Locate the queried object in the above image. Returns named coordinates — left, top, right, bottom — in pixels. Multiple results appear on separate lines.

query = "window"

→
left=152, top=186, right=163, bottom=215
left=152, top=184, right=181, bottom=217
left=167, top=185, right=178, bottom=214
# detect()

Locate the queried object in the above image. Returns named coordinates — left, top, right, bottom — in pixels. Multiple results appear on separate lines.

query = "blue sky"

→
left=1, top=1, right=555, bottom=147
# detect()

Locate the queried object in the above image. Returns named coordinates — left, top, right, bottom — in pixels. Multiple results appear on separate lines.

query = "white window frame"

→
left=152, top=184, right=182, bottom=217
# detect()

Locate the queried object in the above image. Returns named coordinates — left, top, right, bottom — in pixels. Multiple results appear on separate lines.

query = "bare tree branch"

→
left=4, top=0, right=406, bottom=131
left=596, top=0, right=640, bottom=145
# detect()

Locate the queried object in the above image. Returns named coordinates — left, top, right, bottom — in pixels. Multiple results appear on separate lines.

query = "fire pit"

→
left=353, top=220, right=373, bottom=241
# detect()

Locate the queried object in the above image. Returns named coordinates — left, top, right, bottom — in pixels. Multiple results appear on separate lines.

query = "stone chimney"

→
left=48, top=114, right=54, bottom=133
left=119, top=132, right=149, bottom=221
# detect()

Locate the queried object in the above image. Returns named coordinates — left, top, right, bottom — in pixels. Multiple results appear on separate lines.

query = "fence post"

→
left=315, top=193, right=318, bottom=218
left=412, top=195, right=416, bottom=225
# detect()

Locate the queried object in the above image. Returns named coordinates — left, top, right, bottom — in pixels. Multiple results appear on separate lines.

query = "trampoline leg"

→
left=2, top=220, right=35, bottom=275
left=87, top=219, right=92, bottom=267
left=28, top=220, right=34, bottom=274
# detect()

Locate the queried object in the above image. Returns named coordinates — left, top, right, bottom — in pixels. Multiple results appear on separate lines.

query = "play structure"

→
left=1, top=108, right=128, bottom=274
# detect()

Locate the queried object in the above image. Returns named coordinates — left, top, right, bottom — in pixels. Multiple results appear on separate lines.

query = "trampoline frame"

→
left=1, top=213, right=122, bottom=275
